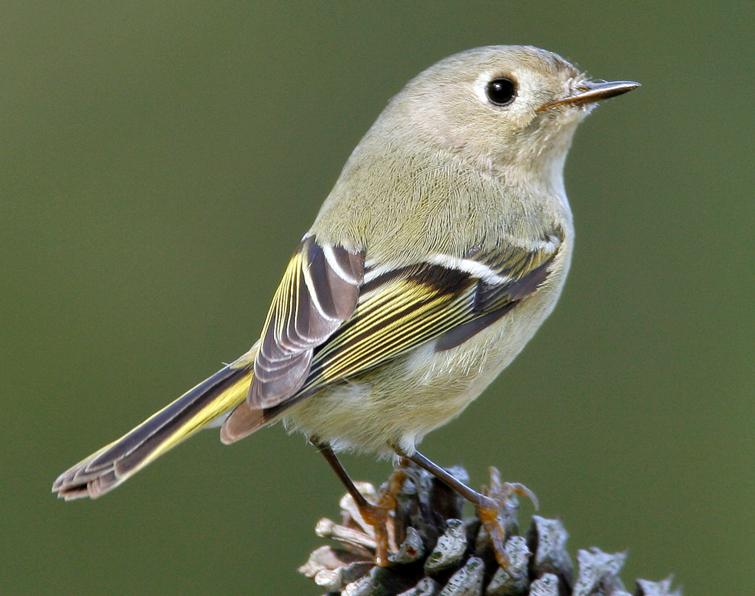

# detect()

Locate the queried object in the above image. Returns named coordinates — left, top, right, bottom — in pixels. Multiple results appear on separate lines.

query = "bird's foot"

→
left=356, top=466, right=407, bottom=567
left=478, top=466, right=538, bottom=569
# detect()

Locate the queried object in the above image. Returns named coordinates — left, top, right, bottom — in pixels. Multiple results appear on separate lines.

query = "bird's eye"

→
left=485, top=78, right=517, bottom=106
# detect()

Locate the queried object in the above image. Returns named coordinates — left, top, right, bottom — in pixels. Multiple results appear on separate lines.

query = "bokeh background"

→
left=1, top=2, right=751, bottom=594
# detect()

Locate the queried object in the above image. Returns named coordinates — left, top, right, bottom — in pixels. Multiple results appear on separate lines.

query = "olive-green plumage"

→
left=53, top=45, right=638, bottom=500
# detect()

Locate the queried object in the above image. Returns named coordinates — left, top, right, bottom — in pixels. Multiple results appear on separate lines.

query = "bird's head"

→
left=387, top=45, right=639, bottom=177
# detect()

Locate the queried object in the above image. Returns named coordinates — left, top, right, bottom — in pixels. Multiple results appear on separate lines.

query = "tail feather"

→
left=53, top=363, right=254, bottom=500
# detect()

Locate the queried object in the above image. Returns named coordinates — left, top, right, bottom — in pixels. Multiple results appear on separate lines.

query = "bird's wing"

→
left=221, top=228, right=564, bottom=443
left=223, top=229, right=563, bottom=442
left=297, top=229, right=564, bottom=399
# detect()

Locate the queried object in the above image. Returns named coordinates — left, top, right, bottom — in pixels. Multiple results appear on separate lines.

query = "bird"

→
left=53, top=45, right=638, bottom=567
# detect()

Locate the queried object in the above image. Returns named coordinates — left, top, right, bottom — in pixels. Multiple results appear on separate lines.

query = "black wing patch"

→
left=435, top=252, right=554, bottom=350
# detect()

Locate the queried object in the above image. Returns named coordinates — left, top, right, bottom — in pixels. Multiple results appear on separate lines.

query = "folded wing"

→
left=222, top=230, right=562, bottom=441
left=302, top=231, right=563, bottom=396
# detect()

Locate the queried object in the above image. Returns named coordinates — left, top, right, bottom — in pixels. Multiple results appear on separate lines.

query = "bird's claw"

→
left=478, top=467, right=538, bottom=569
left=357, top=466, right=407, bottom=567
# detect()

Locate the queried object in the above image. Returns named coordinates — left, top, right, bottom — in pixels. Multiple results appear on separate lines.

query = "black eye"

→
left=485, top=77, right=517, bottom=106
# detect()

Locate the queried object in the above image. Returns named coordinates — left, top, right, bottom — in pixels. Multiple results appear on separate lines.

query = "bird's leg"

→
left=393, top=446, right=537, bottom=569
left=314, top=441, right=406, bottom=567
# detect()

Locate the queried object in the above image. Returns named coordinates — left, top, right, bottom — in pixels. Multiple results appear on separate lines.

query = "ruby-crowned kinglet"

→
left=53, top=45, right=638, bottom=566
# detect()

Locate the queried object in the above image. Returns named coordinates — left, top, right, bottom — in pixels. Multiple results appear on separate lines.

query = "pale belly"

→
left=285, top=241, right=572, bottom=455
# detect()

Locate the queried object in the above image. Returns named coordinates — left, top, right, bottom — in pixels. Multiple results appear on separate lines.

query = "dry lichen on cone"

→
left=299, top=463, right=680, bottom=595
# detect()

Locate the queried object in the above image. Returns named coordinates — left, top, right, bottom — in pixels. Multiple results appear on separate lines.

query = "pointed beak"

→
left=539, top=80, right=640, bottom=111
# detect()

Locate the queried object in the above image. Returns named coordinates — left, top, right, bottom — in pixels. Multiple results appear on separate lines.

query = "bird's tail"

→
left=52, top=361, right=254, bottom=500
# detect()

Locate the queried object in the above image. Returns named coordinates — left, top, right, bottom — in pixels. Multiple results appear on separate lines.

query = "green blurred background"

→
left=1, top=2, right=751, bottom=594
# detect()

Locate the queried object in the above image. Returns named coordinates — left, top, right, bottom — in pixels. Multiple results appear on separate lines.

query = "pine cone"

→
left=299, top=463, right=680, bottom=595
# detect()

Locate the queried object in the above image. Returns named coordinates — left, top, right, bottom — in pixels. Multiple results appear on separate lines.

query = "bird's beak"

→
left=539, top=80, right=640, bottom=111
